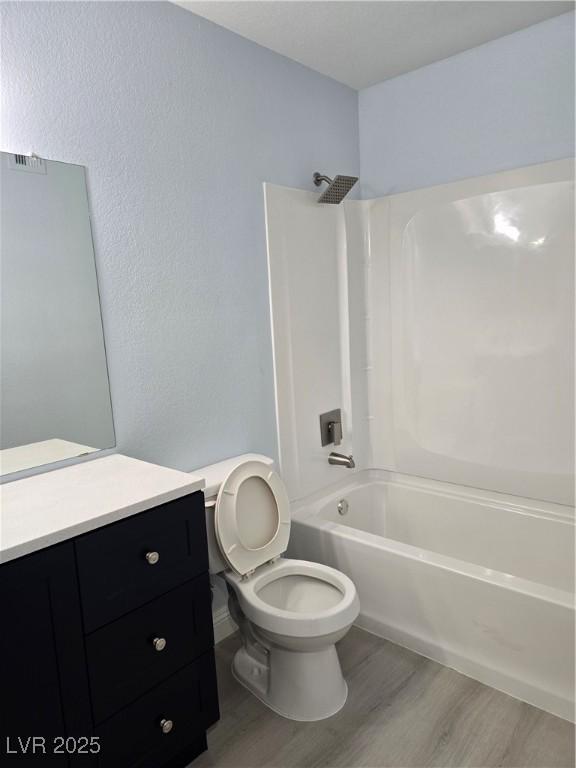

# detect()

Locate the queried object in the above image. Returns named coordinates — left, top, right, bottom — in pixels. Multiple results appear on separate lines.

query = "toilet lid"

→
left=215, top=460, right=291, bottom=576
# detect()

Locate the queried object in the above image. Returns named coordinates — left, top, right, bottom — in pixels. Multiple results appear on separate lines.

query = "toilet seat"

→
left=215, top=460, right=290, bottom=576
left=225, top=559, right=359, bottom=638
left=215, top=458, right=360, bottom=639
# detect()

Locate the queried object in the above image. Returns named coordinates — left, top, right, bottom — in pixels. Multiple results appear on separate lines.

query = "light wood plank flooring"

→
left=193, top=627, right=574, bottom=768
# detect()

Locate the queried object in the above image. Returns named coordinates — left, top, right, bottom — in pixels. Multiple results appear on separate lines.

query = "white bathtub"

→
left=289, top=470, right=575, bottom=721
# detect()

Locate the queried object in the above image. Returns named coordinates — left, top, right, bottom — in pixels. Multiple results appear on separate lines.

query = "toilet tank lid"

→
left=193, top=453, right=275, bottom=499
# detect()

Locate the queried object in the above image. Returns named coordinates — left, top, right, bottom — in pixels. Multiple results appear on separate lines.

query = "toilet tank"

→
left=193, top=453, right=275, bottom=575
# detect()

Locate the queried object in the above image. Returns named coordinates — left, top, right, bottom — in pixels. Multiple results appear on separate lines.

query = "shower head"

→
left=313, top=171, right=358, bottom=204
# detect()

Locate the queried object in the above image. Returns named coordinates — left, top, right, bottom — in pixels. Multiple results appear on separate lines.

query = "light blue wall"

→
left=1, top=2, right=359, bottom=473
left=359, top=12, right=575, bottom=197
left=2, top=4, right=573, bottom=479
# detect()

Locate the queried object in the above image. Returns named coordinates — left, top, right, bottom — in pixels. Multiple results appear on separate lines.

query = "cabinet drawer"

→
left=76, top=492, right=207, bottom=631
left=96, top=651, right=219, bottom=768
left=86, top=574, right=213, bottom=722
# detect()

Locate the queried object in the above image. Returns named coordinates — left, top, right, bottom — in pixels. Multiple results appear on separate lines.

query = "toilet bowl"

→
left=198, top=454, right=360, bottom=721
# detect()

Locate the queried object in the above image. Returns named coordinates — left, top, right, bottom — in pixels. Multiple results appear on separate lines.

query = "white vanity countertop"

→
left=0, top=454, right=205, bottom=564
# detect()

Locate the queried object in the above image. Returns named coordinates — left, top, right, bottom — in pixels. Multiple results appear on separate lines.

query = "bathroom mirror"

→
left=0, top=152, right=115, bottom=475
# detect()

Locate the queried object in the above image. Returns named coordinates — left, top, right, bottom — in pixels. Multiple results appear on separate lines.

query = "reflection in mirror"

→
left=0, top=153, right=115, bottom=475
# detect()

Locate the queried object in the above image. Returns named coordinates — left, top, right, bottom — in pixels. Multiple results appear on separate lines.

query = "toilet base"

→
left=232, top=642, right=348, bottom=721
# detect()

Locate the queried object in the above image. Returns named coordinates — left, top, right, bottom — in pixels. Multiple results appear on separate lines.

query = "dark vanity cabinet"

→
left=0, top=491, right=219, bottom=767
left=0, top=544, right=92, bottom=765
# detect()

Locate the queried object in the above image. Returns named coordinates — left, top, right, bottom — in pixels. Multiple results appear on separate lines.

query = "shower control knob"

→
left=145, top=551, right=160, bottom=565
left=159, top=718, right=173, bottom=735
left=153, top=637, right=167, bottom=652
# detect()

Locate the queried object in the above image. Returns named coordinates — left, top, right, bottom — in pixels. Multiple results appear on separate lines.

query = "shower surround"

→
left=264, top=158, right=575, bottom=720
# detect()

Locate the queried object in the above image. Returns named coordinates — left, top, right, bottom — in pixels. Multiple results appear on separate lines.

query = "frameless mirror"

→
left=0, top=152, right=115, bottom=475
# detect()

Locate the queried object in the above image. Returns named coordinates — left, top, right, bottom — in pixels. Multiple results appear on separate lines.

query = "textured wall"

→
left=359, top=12, right=575, bottom=197
left=1, top=1, right=359, bottom=473
left=3, top=4, right=573, bottom=479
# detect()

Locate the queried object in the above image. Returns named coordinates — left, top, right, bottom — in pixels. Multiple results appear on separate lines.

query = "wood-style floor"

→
left=193, top=627, right=575, bottom=768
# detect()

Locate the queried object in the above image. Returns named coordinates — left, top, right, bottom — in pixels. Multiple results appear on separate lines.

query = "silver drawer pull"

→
left=145, top=551, right=160, bottom=565
left=160, top=718, right=173, bottom=735
left=152, top=637, right=167, bottom=652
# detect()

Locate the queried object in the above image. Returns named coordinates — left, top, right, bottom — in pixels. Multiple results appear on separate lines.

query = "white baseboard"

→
left=213, top=606, right=238, bottom=644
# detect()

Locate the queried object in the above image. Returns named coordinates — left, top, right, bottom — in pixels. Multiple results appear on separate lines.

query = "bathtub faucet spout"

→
left=328, top=452, right=355, bottom=469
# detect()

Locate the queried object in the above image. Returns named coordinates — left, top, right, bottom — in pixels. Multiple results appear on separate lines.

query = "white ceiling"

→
left=174, top=1, right=574, bottom=89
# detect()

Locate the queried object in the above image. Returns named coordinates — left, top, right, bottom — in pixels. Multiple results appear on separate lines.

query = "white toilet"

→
left=199, top=453, right=360, bottom=721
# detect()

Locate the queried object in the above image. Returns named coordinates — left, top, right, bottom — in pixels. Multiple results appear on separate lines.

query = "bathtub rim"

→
left=290, top=470, right=575, bottom=609
left=291, top=468, right=575, bottom=523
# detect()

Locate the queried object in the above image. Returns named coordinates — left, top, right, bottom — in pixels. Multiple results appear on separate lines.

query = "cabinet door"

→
left=0, top=544, right=92, bottom=764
